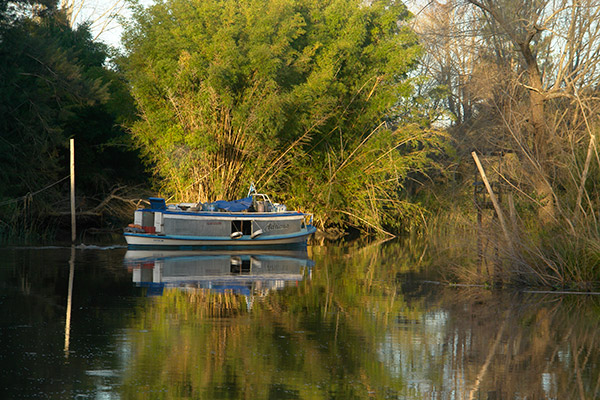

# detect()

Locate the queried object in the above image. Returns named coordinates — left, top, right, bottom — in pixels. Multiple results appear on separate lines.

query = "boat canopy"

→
left=146, top=184, right=274, bottom=213
left=210, top=196, right=253, bottom=212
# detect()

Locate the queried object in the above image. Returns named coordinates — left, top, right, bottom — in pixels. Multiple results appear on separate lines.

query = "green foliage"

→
left=0, top=3, right=144, bottom=239
left=0, top=9, right=104, bottom=201
left=122, top=0, right=444, bottom=233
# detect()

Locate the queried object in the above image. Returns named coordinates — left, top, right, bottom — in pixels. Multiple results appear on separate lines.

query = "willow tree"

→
left=122, top=0, right=443, bottom=233
left=412, top=0, right=600, bottom=285
left=416, top=0, right=600, bottom=223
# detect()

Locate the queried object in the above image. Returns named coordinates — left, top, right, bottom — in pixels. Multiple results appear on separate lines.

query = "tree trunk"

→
left=521, top=43, right=555, bottom=223
left=465, top=0, right=556, bottom=223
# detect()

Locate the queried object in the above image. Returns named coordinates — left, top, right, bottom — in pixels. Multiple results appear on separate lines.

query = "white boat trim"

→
left=124, top=226, right=316, bottom=247
left=158, top=212, right=305, bottom=221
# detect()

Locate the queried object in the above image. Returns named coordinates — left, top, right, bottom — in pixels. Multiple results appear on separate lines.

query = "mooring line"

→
left=0, top=175, right=70, bottom=207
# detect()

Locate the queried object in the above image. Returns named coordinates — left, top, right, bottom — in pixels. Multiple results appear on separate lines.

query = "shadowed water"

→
left=0, top=241, right=599, bottom=399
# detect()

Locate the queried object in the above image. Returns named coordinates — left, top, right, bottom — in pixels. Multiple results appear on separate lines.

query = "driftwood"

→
left=472, top=151, right=513, bottom=248
left=49, top=186, right=145, bottom=218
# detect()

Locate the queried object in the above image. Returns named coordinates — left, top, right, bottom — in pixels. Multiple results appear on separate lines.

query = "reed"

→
left=160, top=288, right=248, bottom=318
left=422, top=206, right=482, bottom=283
left=0, top=199, right=57, bottom=245
left=425, top=182, right=600, bottom=290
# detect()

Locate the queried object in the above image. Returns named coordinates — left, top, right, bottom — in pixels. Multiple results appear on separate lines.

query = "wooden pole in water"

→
left=471, top=152, right=511, bottom=246
left=70, top=138, right=76, bottom=243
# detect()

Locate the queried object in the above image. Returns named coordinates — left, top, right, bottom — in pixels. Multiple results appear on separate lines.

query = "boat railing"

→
left=302, top=213, right=314, bottom=227
left=250, top=193, right=284, bottom=212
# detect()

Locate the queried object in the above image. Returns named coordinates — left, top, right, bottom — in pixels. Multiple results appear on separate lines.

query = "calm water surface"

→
left=0, top=241, right=599, bottom=399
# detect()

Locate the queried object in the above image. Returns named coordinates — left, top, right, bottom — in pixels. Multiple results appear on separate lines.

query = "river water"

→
left=0, top=241, right=599, bottom=399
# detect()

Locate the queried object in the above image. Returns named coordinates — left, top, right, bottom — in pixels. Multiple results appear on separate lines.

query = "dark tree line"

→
left=0, top=0, right=145, bottom=238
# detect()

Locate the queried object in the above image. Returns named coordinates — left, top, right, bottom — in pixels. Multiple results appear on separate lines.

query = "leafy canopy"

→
left=122, top=0, right=443, bottom=233
left=0, top=2, right=142, bottom=231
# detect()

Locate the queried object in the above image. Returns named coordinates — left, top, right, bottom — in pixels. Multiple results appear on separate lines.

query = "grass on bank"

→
left=423, top=187, right=600, bottom=291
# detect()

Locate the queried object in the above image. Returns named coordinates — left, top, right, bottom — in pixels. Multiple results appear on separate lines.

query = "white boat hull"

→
left=124, top=226, right=316, bottom=248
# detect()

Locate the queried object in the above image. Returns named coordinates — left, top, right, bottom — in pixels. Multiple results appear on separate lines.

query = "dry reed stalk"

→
left=328, top=122, right=385, bottom=184
left=256, top=118, right=322, bottom=187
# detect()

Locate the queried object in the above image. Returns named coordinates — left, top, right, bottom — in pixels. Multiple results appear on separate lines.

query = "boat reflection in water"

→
left=124, top=249, right=314, bottom=298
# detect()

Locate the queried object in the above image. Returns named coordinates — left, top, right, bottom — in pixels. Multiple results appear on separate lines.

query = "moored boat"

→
left=123, top=185, right=316, bottom=248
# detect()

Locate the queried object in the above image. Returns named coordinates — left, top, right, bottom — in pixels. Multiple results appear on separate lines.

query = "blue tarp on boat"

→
left=211, top=196, right=253, bottom=212
left=149, top=197, right=167, bottom=210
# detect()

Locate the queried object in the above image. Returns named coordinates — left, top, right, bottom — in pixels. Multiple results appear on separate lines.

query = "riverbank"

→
left=423, top=203, right=600, bottom=292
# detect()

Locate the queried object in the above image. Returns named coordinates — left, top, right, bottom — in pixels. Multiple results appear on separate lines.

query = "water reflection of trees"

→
left=415, top=289, right=600, bottom=399
left=120, top=241, right=600, bottom=399
left=120, top=241, right=416, bottom=398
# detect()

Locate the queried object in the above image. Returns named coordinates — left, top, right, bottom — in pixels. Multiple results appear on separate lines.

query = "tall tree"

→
left=121, top=0, right=443, bottom=233
left=0, top=7, right=103, bottom=200
left=0, top=2, right=142, bottom=234
left=414, top=0, right=600, bottom=226
left=463, top=0, right=556, bottom=223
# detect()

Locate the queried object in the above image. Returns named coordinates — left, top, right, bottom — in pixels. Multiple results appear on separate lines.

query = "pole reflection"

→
left=64, top=245, right=75, bottom=358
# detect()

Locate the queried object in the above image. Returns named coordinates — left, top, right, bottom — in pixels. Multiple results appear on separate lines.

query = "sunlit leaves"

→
left=122, top=0, right=444, bottom=232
